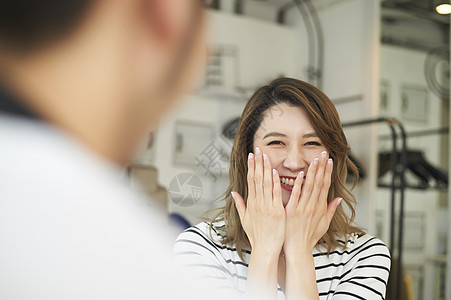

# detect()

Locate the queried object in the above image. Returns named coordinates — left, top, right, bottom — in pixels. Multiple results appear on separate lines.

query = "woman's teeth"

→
left=281, top=177, right=295, bottom=187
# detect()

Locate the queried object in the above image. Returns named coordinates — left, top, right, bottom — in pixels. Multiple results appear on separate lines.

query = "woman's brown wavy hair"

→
left=209, top=77, right=363, bottom=260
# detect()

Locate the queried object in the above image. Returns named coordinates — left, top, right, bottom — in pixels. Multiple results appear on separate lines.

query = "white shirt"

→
left=0, top=115, right=175, bottom=299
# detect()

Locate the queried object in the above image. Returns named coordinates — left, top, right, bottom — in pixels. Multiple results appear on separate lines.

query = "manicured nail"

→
left=255, top=147, right=261, bottom=155
left=263, top=153, right=268, bottom=162
left=299, top=171, right=304, bottom=179
left=248, top=152, right=254, bottom=160
left=313, top=158, right=319, bottom=165
left=273, top=169, right=277, bottom=176
left=231, top=191, right=236, bottom=200
left=337, top=198, right=343, bottom=206
left=321, top=151, right=327, bottom=159
left=327, top=158, right=333, bottom=165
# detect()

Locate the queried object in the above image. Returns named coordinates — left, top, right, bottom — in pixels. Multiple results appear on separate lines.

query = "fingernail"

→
left=313, top=158, right=319, bottom=165
left=255, top=147, right=261, bottom=155
left=273, top=169, right=277, bottom=176
left=231, top=191, right=236, bottom=200
left=328, top=158, right=333, bottom=165
left=299, top=171, right=304, bottom=179
left=321, top=151, right=327, bottom=159
left=263, top=153, right=268, bottom=162
left=248, top=152, right=254, bottom=160
left=337, top=198, right=343, bottom=206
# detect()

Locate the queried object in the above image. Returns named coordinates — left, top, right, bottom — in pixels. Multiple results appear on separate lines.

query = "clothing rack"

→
left=379, top=126, right=449, bottom=140
left=341, top=117, right=407, bottom=300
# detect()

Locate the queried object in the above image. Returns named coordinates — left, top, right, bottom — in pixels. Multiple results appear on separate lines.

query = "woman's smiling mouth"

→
left=280, top=176, right=297, bottom=191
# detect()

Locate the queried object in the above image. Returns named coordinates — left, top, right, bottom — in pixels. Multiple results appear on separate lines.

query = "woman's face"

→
left=253, top=103, right=327, bottom=206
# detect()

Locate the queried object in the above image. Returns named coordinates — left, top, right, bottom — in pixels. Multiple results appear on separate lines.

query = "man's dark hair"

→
left=0, top=0, right=94, bottom=53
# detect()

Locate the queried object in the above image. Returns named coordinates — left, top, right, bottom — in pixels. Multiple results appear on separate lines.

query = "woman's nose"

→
left=282, top=149, right=306, bottom=172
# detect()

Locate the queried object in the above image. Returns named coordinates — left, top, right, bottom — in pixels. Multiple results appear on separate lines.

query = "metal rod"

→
left=304, top=0, right=324, bottom=89
left=278, top=0, right=324, bottom=88
left=394, top=119, right=408, bottom=300
left=234, top=0, right=244, bottom=15
left=388, top=123, right=397, bottom=258
left=293, top=0, right=316, bottom=84
left=341, top=117, right=390, bottom=127
left=277, top=2, right=295, bottom=24
left=379, top=126, right=449, bottom=140
left=332, top=94, right=364, bottom=105
left=210, top=0, right=220, bottom=10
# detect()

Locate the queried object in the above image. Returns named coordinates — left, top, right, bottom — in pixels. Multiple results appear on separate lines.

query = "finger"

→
left=231, top=191, right=246, bottom=224
left=309, top=151, right=329, bottom=205
left=272, top=168, right=283, bottom=208
left=247, top=152, right=255, bottom=205
left=286, top=171, right=304, bottom=210
left=263, top=153, right=273, bottom=205
left=253, top=147, right=264, bottom=203
left=315, top=151, right=329, bottom=181
left=299, top=157, right=319, bottom=205
left=326, top=197, right=342, bottom=225
left=318, top=158, right=333, bottom=204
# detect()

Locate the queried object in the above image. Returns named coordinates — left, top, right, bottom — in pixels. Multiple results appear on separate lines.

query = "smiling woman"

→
left=256, top=104, right=329, bottom=205
left=174, top=77, right=391, bottom=300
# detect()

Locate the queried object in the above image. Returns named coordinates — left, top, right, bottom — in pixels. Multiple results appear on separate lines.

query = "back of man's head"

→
left=0, top=0, right=94, bottom=53
left=0, top=0, right=206, bottom=164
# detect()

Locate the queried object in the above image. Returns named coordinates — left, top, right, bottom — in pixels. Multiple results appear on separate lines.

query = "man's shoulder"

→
left=0, top=116, right=170, bottom=241
left=0, top=117, right=176, bottom=299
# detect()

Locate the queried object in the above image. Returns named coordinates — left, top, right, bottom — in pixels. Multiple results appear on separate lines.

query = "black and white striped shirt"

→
left=174, top=222, right=391, bottom=300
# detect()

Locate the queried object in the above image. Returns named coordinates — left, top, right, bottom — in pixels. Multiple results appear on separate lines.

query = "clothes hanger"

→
left=378, top=150, right=448, bottom=189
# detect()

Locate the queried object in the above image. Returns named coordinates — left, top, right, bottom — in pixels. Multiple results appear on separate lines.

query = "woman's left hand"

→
left=283, top=151, right=342, bottom=258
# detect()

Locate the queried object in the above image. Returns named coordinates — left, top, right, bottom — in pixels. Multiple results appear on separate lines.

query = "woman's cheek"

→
left=264, top=149, right=284, bottom=166
left=305, top=149, right=324, bottom=163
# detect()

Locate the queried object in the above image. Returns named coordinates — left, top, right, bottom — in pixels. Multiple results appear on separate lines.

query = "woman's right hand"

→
left=232, top=147, right=285, bottom=257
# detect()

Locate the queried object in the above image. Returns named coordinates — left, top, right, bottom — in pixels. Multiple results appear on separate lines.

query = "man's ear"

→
left=142, top=0, right=190, bottom=45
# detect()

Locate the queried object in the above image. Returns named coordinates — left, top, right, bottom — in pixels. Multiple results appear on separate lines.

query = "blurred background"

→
left=128, top=1, right=450, bottom=299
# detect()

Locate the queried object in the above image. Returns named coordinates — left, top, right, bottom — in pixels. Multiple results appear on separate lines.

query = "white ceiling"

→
left=238, top=0, right=449, bottom=49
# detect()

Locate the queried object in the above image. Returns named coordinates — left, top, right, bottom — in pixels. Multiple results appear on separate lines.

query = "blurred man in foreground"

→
left=0, top=0, right=206, bottom=299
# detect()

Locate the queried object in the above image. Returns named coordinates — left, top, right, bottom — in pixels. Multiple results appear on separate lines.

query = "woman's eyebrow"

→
left=263, top=132, right=287, bottom=139
left=263, top=132, right=319, bottom=139
left=304, top=132, right=318, bottom=138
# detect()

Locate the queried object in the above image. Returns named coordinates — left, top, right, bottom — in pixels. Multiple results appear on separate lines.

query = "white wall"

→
left=208, top=11, right=299, bottom=88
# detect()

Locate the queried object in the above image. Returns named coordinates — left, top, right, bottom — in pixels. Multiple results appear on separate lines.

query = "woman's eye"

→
left=268, top=140, right=284, bottom=146
left=305, top=141, right=321, bottom=146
